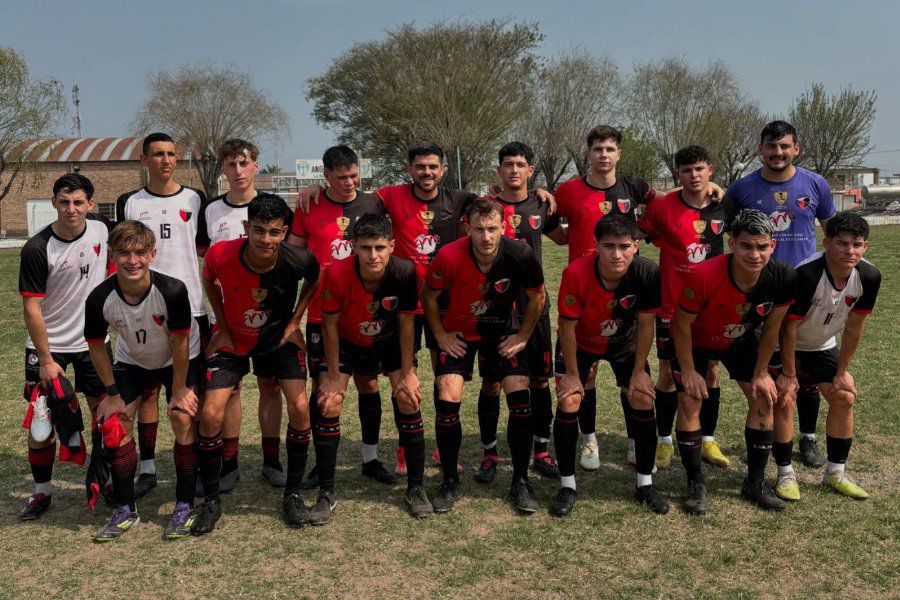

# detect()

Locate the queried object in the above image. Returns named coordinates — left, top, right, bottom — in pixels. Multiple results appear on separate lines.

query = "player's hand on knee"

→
left=169, top=387, right=198, bottom=418
left=775, top=374, right=798, bottom=407
left=751, top=373, right=778, bottom=407
left=556, top=374, right=584, bottom=402
left=832, top=371, right=857, bottom=398
left=397, top=371, right=422, bottom=410
left=628, top=370, right=656, bottom=402
left=98, top=393, right=126, bottom=421
left=498, top=333, right=526, bottom=358
left=682, top=370, right=708, bottom=402
left=438, top=332, right=466, bottom=359
left=38, top=361, right=65, bottom=388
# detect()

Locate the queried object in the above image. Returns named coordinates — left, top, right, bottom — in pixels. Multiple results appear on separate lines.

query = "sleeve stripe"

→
left=525, top=285, right=544, bottom=292
left=168, top=328, right=191, bottom=335
left=785, top=314, right=805, bottom=320
left=321, top=309, right=340, bottom=314
left=20, top=292, right=45, bottom=298
left=851, top=308, right=874, bottom=315
left=85, top=337, right=106, bottom=344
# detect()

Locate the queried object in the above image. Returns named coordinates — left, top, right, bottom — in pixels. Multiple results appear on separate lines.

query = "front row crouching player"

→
left=192, top=194, right=319, bottom=534
left=422, top=199, right=545, bottom=513
left=553, top=215, right=666, bottom=516
left=671, top=209, right=797, bottom=515
left=771, top=212, right=880, bottom=501
left=84, top=220, right=202, bottom=541
left=317, top=214, right=430, bottom=520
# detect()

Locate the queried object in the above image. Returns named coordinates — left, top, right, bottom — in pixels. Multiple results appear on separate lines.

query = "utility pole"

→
left=72, top=84, right=82, bottom=137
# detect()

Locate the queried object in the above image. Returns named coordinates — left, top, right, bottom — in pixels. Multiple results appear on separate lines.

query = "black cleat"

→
left=431, top=480, right=461, bottom=513
left=741, top=477, right=787, bottom=511
left=300, top=464, right=319, bottom=490
left=549, top=487, right=577, bottom=516
left=474, top=455, right=500, bottom=484
left=20, top=493, right=52, bottom=521
left=190, top=498, right=222, bottom=536
left=684, top=480, right=709, bottom=516
left=404, top=486, right=433, bottom=519
left=532, top=453, right=561, bottom=479
left=133, top=473, right=157, bottom=499
left=283, top=493, right=310, bottom=527
left=635, top=484, right=670, bottom=515
left=508, top=477, right=539, bottom=513
left=361, top=459, right=398, bottom=485
left=220, top=468, right=240, bottom=493
left=262, top=464, right=287, bottom=487
left=799, top=437, right=826, bottom=468
left=308, top=490, right=337, bottom=525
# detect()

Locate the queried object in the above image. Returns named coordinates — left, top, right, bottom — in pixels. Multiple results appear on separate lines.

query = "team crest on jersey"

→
left=331, top=238, right=354, bottom=260
left=322, top=289, right=332, bottom=300
left=617, top=198, right=631, bottom=213
left=756, top=302, right=773, bottom=316
left=736, top=302, right=751, bottom=316
left=493, top=278, right=510, bottom=293
left=774, top=191, right=788, bottom=205
left=415, top=233, right=438, bottom=255
left=251, top=288, right=268, bottom=303
left=686, top=243, right=711, bottom=264
left=359, top=320, right=384, bottom=336
left=684, top=288, right=695, bottom=299
left=152, top=314, right=165, bottom=326
left=600, top=201, right=612, bottom=214
left=528, top=215, right=541, bottom=229
left=336, top=217, right=350, bottom=232
left=93, top=243, right=101, bottom=256
left=430, top=270, right=443, bottom=280
left=619, top=295, right=637, bottom=309
left=179, top=210, right=191, bottom=222
left=710, top=220, right=724, bottom=235
left=243, top=309, right=270, bottom=328
left=564, top=294, right=576, bottom=306
left=693, top=220, right=707, bottom=234
left=844, top=296, right=858, bottom=307
left=768, top=210, right=794, bottom=231
left=420, top=210, right=435, bottom=225
left=366, top=301, right=379, bottom=314
left=599, top=318, right=622, bottom=337
left=470, top=299, right=492, bottom=316
left=381, top=296, right=399, bottom=310
left=508, top=214, right=522, bottom=229
left=797, top=196, right=810, bottom=209
left=723, top=323, right=750, bottom=338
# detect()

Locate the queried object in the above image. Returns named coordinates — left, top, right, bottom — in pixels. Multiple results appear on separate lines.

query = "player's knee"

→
left=629, top=390, right=654, bottom=411
left=656, top=366, right=674, bottom=389
left=827, top=389, right=855, bottom=412
left=677, top=394, right=701, bottom=419
left=502, top=375, right=530, bottom=394
left=480, top=379, right=501, bottom=396
left=558, top=393, right=582, bottom=413
left=353, top=375, right=378, bottom=394
left=169, top=410, right=193, bottom=435
left=705, top=363, right=720, bottom=387
left=395, top=394, right=417, bottom=415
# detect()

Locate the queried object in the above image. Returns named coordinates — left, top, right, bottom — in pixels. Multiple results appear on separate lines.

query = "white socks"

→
left=636, top=473, right=653, bottom=487
left=34, top=482, right=52, bottom=496
left=140, top=459, right=156, bottom=475
left=362, top=443, right=378, bottom=463
left=561, top=475, right=576, bottom=490
left=702, top=435, right=715, bottom=443
left=658, top=435, right=673, bottom=445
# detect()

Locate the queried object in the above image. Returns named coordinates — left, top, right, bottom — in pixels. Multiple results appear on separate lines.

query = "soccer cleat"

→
left=133, top=472, right=157, bottom=499
left=29, top=393, right=53, bottom=442
left=220, top=468, right=240, bottom=493
left=532, top=453, right=561, bottom=479
left=433, top=448, right=463, bottom=474
left=431, top=480, right=460, bottom=513
left=20, top=493, right=52, bottom=521
left=474, top=454, right=501, bottom=484
left=655, top=442, right=674, bottom=470
left=395, top=447, right=408, bottom=477
left=307, top=490, right=337, bottom=525
left=299, top=464, right=319, bottom=490
left=549, top=487, right=577, bottom=517
left=163, top=502, right=195, bottom=540
left=741, top=477, right=787, bottom=511
left=823, top=471, right=869, bottom=499
left=775, top=472, right=801, bottom=501
left=684, top=480, right=709, bottom=516
left=799, top=437, right=826, bottom=468
left=190, top=498, right=222, bottom=536
left=262, top=465, right=287, bottom=488
left=283, top=493, right=310, bottom=527
left=404, top=485, right=433, bottom=519
left=701, top=441, right=731, bottom=468
left=94, top=506, right=140, bottom=542
left=580, top=441, right=600, bottom=471
left=362, top=459, right=398, bottom=485
left=508, top=477, right=539, bottom=513
left=635, top=485, right=670, bottom=515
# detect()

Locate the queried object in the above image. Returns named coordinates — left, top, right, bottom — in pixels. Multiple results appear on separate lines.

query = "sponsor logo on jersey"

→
left=415, top=233, right=438, bottom=255
left=336, top=217, right=350, bottom=232
left=736, top=302, right=751, bottom=316
left=381, top=296, right=399, bottom=310
left=686, top=243, right=711, bottom=263
left=528, top=215, right=541, bottom=229
left=420, top=210, right=435, bottom=225
left=768, top=210, right=794, bottom=231
left=179, top=210, right=192, bottom=222
left=508, top=214, right=522, bottom=228
left=331, top=238, right=354, bottom=260
left=366, top=301, right=379, bottom=314
left=152, top=314, right=165, bottom=326
left=693, top=220, right=707, bottom=234
left=755, top=302, right=773, bottom=316
left=93, top=243, right=101, bottom=256
left=619, top=294, right=637, bottom=309
left=139, top=210, right=150, bottom=220
left=600, top=200, right=611, bottom=214
left=114, top=319, right=126, bottom=328
left=58, top=260, right=72, bottom=272
left=242, top=309, right=270, bottom=328
left=774, top=191, right=788, bottom=205
left=470, top=299, right=493, bottom=316
left=251, top=288, right=268, bottom=303
left=723, top=323, right=750, bottom=338
left=599, top=318, right=622, bottom=336
left=710, top=220, right=724, bottom=235
left=493, top=278, right=510, bottom=293
left=844, top=295, right=858, bottom=307
left=796, top=196, right=810, bottom=209
left=617, top=198, right=631, bottom=213
left=359, top=320, right=385, bottom=336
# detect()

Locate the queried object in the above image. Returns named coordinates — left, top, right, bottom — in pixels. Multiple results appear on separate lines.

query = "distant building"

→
left=829, top=165, right=880, bottom=188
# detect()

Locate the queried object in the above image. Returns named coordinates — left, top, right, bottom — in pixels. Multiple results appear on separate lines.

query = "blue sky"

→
left=3, top=0, right=898, bottom=174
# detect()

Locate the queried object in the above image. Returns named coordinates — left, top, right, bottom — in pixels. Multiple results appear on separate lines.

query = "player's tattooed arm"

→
left=22, top=296, right=64, bottom=386
left=751, top=305, right=790, bottom=407
left=421, top=284, right=466, bottom=358
left=500, top=286, right=543, bottom=359
left=295, top=183, right=325, bottom=214
left=673, top=307, right=707, bottom=401
left=168, top=332, right=198, bottom=417
left=556, top=318, right=584, bottom=401
left=628, top=312, right=657, bottom=401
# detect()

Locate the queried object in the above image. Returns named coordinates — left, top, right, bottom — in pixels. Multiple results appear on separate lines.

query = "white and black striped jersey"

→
left=84, top=270, right=200, bottom=369
left=19, top=214, right=112, bottom=352
left=787, top=252, right=881, bottom=351
left=116, top=186, right=209, bottom=316
left=203, top=193, right=251, bottom=247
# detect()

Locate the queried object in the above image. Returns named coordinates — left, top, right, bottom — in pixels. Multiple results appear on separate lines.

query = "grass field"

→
left=0, top=229, right=898, bottom=599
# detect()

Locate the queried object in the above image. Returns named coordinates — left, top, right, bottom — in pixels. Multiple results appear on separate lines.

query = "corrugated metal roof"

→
left=6, top=137, right=191, bottom=162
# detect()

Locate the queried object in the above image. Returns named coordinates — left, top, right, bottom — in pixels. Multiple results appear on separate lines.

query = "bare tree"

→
left=617, top=127, right=664, bottom=183
left=0, top=47, right=65, bottom=208
left=306, top=19, right=543, bottom=190
left=133, top=62, right=289, bottom=197
left=789, top=83, right=877, bottom=180
left=707, top=98, right=768, bottom=185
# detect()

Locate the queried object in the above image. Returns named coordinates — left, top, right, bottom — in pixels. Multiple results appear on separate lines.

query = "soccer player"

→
left=201, top=139, right=286, bottom=488
left=726, top=120, right=835, bottom=467
left=770, top=212, right=880, bottom=501
left=474, top=142, right=566, bottom=485
left=18, top=174, right=112, bottom=520
left=288, top=145, right=392, bottom=488
left=84, top=220, right=201, bottom=541
left=192, top=194, right=319, bottom=535
left=116, top=132, right=209, bottom=498
left=317, top=214, right=431, bottom=520
left=553, top=215, right=666, bottom=516
left=422, top=199, right=545, bottom=513
left=639, top=146, right=730, bottom=470
left=671, top=209, right=797, bottom=514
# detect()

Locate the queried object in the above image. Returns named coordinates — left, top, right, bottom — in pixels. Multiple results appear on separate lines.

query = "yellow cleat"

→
left=775, top=472, right=801, bottom=501
left=823, top=471, right=869, bottom=499
left=655, top=442, right=674, bottom=470
left=701, top=440, right=731, bottom=468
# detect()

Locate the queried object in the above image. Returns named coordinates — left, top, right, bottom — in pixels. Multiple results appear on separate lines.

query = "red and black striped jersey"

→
left=678, top=254, right=796, bottom=351
left=321, top=255, right=418, bottom=347
left=202, top=239, right=320, bottom=355
left=558, top=254, right=660, bottom=356
left=424, top=236, right=544, bottom=342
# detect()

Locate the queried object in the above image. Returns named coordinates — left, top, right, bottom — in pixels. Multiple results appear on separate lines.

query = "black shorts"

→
left=435, top=338, right=530, bottom=381
left=306, top=323, right=324, bottom=375
left=770, top=347, right=839, bottom=385
left=206, top=342, right=307, bottom=391
left=413, top=314, right=439, bottom=352
left=669, top=342, right=757, bottom=392
left=24, top=345, right=107, bottom=400
left=655, top=314, right=674, bottom=360
left=320, top=339, right=414, bottom=377
left=113, top=356, right=203, bottom=405
left=525, top=313, right=553, bottom=380
left=554, top=345, right=647, bottom=388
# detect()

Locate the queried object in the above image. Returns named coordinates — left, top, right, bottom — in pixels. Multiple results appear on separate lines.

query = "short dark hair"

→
left=586, top=125, right=622, bottom=148
left=53, top=173, right=94, bottom=200
left=142, top=132, right=175, bottom=155
left=351, top=213, right=393, bottom=241
left=218, top=139, right=260, bottom=161
left=729, top=209, right=774, bottom=238
left=465, top=198, right=503, bottom=223
left=498, top=141, right=534, bottom=165
left=323, top=145, right=358, bottom=170
left=760, top=120, right=798, bottom=144
left=407, top=142, right=445, bottom=164
left=595, top=214, right=640, bottom=241
left=247, top=193, right=292, bottom=226
left=825, top=211, right=869, bottom=240
left=674, top=145, right=711, bottom=168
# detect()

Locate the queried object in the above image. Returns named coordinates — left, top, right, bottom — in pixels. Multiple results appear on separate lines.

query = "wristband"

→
left=105, top=383, right=120, bottom=397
